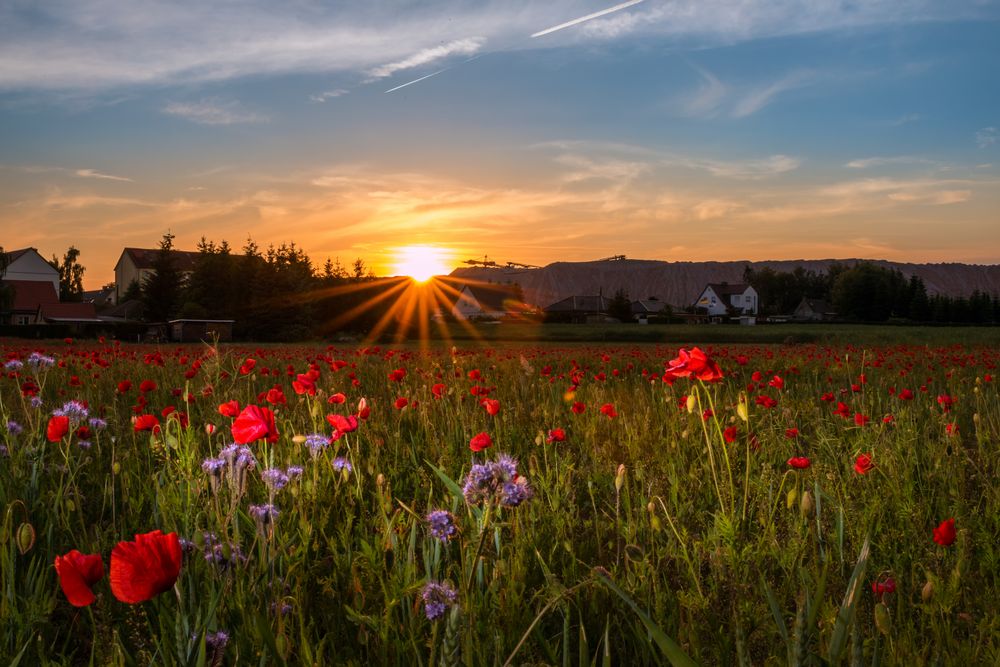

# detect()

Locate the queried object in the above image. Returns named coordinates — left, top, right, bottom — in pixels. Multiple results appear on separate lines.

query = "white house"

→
left=693, top=283, right=758, bottom=317
left=114, top=247, right=201, bottom=303
left=450, top=284, right=520, bottom=320
left=1, top=248, right=59, bottom=293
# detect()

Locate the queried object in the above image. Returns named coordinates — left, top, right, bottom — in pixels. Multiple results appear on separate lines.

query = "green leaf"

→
left=426, top=460, right=464, bottom=503
left=827, top=536, right=871, bottom=663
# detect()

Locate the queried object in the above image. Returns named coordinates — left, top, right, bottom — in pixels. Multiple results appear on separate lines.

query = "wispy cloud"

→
left=976, top=127, right=997, bottom=148
left=680, top=64, right=726, bottom=117
left=888, top=113, right=921, bottom=126
left=74, top=168, right=132, bottom=182
left=845, top=156, right=939, bottom=169
left=163, top=99, right=267, bottom=125
left=731, top=70, right=813, bottom=118
left=366, top=38, right=484, bottom=81
left=309, top=89, right=349, bottom=103
left=696, top=155, right=801, bottom=178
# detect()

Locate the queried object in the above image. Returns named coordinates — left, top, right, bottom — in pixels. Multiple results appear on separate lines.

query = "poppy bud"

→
left=376, top=473, right=385, bottom=488
left=66, top=499, right=75, bottom=512
left=874, top=602, right=891, bottom=635
left=973, top=413, right=980, bottom=425
left=786, top=488, right=798, bottom=510
left=647, top=502, right=655, bottom=514
left=292, top=434, right=307, bottom=444
left=737, top=401, right=749, bottom=423
left=922, top=580, right=934, bottom=601
left=16, top=522, right=36, bottom=554
left=113, top=461, right=121, bottom=475
left=193, top=532, right=206, bottom=549
left=615, top=464, right=626, bottom=493
left=799, top=490, right=814, bottom=517
left=650, top=515, right=662, bottom=532
left=205, top=423, right=215, bottom=435
left=685, top=395, right=696, bottom=414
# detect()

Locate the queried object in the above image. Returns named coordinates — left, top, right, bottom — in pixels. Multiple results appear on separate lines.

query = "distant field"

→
left=429, top=321, right=1000, bottom=346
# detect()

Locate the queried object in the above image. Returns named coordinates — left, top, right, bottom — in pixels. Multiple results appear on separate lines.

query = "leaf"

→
left=426, top=460, right=465, bottom=503
left=594, top=571, right=698, bottom=667
left=827, top=536, right=871, bottom=663
left=761, top=576, right=789, bottom=647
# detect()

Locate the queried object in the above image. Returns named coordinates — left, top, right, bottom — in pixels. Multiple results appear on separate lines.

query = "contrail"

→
left=531, top=0, right=646, bottom=38
left=384, top=67, right=451, bottom=93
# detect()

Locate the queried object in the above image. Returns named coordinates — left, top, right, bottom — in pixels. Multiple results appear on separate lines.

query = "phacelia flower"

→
left=426, top=510, right=457, bottom=543
left=421, top=581, right=458, bottom=621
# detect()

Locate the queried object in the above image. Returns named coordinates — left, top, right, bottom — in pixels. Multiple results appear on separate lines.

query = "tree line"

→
left=743, top=262, right=1000, bottom=323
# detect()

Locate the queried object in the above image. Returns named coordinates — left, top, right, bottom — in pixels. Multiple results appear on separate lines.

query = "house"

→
left=81, top=286, right=116, bottom=308
left=114, top=247, right=202, bottom=303
left=449, top=283, right=523, bottom=321
left=793, top=297, right=836, bottom=322
left=2, top=248, right=59, bottom=293
left=631, top=299, right=670, bottom=323
left=38, top=302, right=101, bottom=328
left=693, top=283, right=758, bottom=317
left=544, top=295, right=615, bottom=323
left=1, top=280, right=59, bottom=325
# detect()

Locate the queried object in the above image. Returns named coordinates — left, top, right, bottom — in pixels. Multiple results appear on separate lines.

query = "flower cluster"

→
left=462, top=454, right=533, bottom=507
left=421, top=580, right=458, bottom=621
left=426, top=510, right=457, bottom=543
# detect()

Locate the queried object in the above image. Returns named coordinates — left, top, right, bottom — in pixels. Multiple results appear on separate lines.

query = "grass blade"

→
left=827, top=536, right=871, bottom=663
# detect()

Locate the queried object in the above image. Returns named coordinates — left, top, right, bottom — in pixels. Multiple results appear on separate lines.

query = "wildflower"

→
left=201, top=457, right=225, bottom=475
left=481, top=398, right=500, bottom=416
left=304, top=433, right=330, bottom=458
left=249, top=504, right=280, bottom=534
left=117, top=380, right=132, bottom=393
left=54, top=550, right=105, bottom=607
left=784, top=428, right=799, bottom=439
left=332, top=457, right=353, bottom=473
left=787, top=456, right=811, bottom=470
left=27, top=352, right=56, bottom=368
left=88, top=417, right=108, bottom=430
left=462, top=454, right=532, bottom=507
left=723, top=425, right=738, bottom=443
left=218, top=400, right=240, bottom=418
left=933, top=518, right=956, bottom=547
left=231, top=405, right=278, bottom=444
left=139, top=380, right=157, bottom=393
left=871, top=576, right=896, bottom=600
left=6, top=420, right=23, bottom=436
left=47, top=415, right=71, bottom=442
left=287, top=465, right=304, bottom=478
left=56, top=400, right=89, bottom=421
left=261, top=468, right=290, bottom=491
left=599, top=403, right=618, bottom=419
left=4, top=359, right=23, bottom=371
left=421, top=581, right=458, bottom=621
left=854, top=453, right=875, bottom=475
left=110, top=530, right=182, bottom=603
left=388, top=368, right=406, bottom=382
left=133, top=414, right=160, bottom=433
left=394, top=397, right=409, bottom=410
left=663, top=347, right=724, bottom=383
left=571, top=401, right=586, bottom=414
left=205, top=630, right=230, bottom=653
left=30, top=396, right=44, bottom=409
left=328, top=392, right=347, bottom=404
left=546, top=428, right=566, bottom=443
left=469, top=432, right=493, bottom=452
left=431, top=383, right=446, bottom=399
left=327, top=413, right=359, bottom=440
left=426, top=510, right=457, bottom=542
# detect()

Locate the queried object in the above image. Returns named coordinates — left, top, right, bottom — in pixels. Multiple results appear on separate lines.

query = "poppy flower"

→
left=481, top=399, right=500, bottom=416
left=357, top=397, right=370, bottom=420
left=854, top=453, right=875, bottom=475
left=723, top=425, right=738, bottom=443
left=265, top=387, right=287, bottom=406
left=117, top=380, right=132, bottom=393
left=218, top=400, right=240, bottom=418
left=292, top=373, right=318, bottom=396
left=431, top=383, right=446, bottom=399
left=54, top=549, right=105, bottom=607
left=47, top=415, right=71, bottom=442
left=328, top=413, right=359, bottom=437
left=239, top=358, right=256, bottom=375
left=231, top=405, right=279, bottom=444
left=571, top=401, right=586, bottom=414
left=784, top=428, right=799, bottom=439
left=388, top=368, right=406, bottom=382
left=469, top=432, right=493, bottom=452
left=546, top=428, right=566, bottom=443
left=394, top=397, right=409, bottom=410
left=139, top=380, right=157, bottom=393
left=933, top=518, right=956, bottom=546
left=787, top=456, right=811, bottom=470
left=663, top=347, right=724, bottom=383
left=600, top=403, right=618, bottom=419
left=133, top=414, right=161, bottom=433
left=871, top=576, right=896, bottom=600
left=328, top=392, right=346, bottom=404
left=110, top=530, right=182, bottom=603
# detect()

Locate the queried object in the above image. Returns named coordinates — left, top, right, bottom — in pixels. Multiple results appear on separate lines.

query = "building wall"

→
left=4, top=251, right=59, bottom=293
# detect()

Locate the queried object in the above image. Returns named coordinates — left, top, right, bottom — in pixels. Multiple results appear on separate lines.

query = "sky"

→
left=1, top=0, right=999, bottom=288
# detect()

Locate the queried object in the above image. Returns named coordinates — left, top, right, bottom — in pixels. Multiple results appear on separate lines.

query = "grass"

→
left=1, top=336, right=998, bottom=665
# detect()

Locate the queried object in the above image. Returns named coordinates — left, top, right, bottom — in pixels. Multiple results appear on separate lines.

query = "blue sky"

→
left=1, top=1, right=998, bottom=286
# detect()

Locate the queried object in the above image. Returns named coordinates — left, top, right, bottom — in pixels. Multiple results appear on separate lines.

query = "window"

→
left=15, top=315, right=30, bottom=325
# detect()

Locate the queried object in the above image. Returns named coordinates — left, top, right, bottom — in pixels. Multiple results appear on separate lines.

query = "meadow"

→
left=1, top=336, right=998, bottom=665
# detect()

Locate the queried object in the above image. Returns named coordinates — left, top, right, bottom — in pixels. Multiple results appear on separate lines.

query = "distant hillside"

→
left=450, top=259, right=1000, bottom=309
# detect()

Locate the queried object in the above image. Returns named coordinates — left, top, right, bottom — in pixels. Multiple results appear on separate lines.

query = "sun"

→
left=392, top=245, right=452, bottom=282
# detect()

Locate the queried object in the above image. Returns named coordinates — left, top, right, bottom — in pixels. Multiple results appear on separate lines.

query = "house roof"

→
left=631, top=300, right=668, bottom=314
left=2, top=248, right=33, bottom=264
left=460, top=284, right=521, bottom=312
left=797, top=297, right=834, bottom=314
left=706, top=282, right=751, bottom=297
left=2, top=280, right=59, bottom=311
left=101, top=299, right=143, bottom=320
left=545, top=295, right=611, bottom=313
left=39, top=302, right=100, bottom=322
left=119, top=247, right=202, bottom=272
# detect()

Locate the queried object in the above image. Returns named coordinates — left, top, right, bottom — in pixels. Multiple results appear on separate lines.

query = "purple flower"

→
left=332, top=457, right=353, bottom=473
left=249, top=503, right=280, bottom=533
left=426, top=510, right=457, bottom=543
left=261, top=468, right=290, bottom=491
left=88, top=417, right=108, bottom=430
left=304, top=433, right=330, bottom=458
left=461, top=454, right=532, bottom=508
left=55, top=400, right=89, bottom=421
left=4, top=359, right=23, bottom=371
left=421, top=581, right=457, bottom=621
left=286, top=465, right=304, bottom=478
left=5, top=420, right=22, bottom=436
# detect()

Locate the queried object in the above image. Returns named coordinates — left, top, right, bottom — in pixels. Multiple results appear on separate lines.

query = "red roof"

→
left=39, top=302, right=99, bottom=322
left=3, top=280, right=59, bottom=311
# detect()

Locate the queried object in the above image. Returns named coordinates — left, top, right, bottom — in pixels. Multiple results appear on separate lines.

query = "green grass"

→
left=1, top=337, right=998, bottom=665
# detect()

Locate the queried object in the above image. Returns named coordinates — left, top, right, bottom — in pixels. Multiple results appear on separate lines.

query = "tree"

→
left=142, top=232, right=185, bottom=322
left=608, top=288, right=632, bottom=322
left=48, top=246, right=86, bottom=301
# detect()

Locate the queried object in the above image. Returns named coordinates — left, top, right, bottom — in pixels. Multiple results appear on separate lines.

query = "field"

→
left=2, top=336, right=999, bottom=666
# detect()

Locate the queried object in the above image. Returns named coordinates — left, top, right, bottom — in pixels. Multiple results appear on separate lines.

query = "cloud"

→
left=366, top=38, right=484, bottom=81
left=845, top=156, right=939, bottom=169
left=163, top=99, right=267, bottom=125
left=696, top=154, right=801, bottom=179
left=976, top=127, right=997, bottom=148
left=74, top=168, right=132, bottom=182
left=888, top=113, right=921, bottom=126
left=680, top=64, right=726, bottom=117
left=309, top=89, right=349, bottom=102
left=731, top=70, right=813, bottom=118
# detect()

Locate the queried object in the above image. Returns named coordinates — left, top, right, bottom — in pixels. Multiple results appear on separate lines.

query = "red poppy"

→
left=854, top=453, right=874, bottom=475
left=546, top=428, right=566, bottom=443
left=47, top=415, right=71, bottom=442
left=328, top=392, right=347, bottom=404
left=231, top=405, right=279, bottom=444
left=218, top=400, right=240, bottom=418
left=388, top=368, right=406, bottom=382
left=357, top=397, right=370, bottom=420
left=54, top=549, right=105, bottom=607
left=945, top=423, right=959, bottom=436
left=117, top=380, right=132, bottom=393
left=571, top=401, right=586, bottom=414
left=394, top=397, right=409, bottom=410
left=431, top=383, right=446, bottom=399
left=139, top=380, right=157, bottom=393
left=784, top=428, right=799, bottom=439
left=469, top=432, right=493, bottom=452
left=110, top=530, right=182, bottom=604
left=292, top=372, right=318, bottom=396
left=723, top=425, right=738, bottom=443
left=327, top=413, right=359, bottom=440
left=265, top=387, right=287, bottom=406
left=239, top=358, right=256, bottom=375
left=787, top=456, right=811, bottom=469
left=933, top=518, right=956, bottom=546
left=481, top=399, right=500, bottom=416
left=898, top=389, right=914, bottom=401
left=133, top=414, right=161, bottom=433
left=854, top=413, right=870, bottom=427
left=871, top=576, right=896, bottom=600
left=663, top=347, right=724, bottom=383
left=600, top=403, right=618, bottom=419
left=769, top=375, right=785, bottom=390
